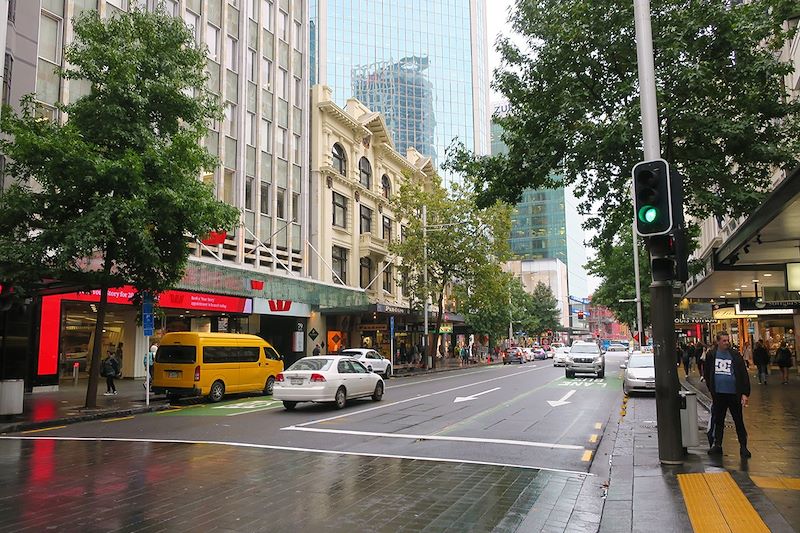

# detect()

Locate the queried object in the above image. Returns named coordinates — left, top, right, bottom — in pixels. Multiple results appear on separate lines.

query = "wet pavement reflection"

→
left=0, top=439, right=595, bottom=532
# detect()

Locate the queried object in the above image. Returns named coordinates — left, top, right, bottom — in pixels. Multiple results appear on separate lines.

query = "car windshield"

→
left=288, top=358, right=333, bottom=371
left=628, top=355, right=654, bottom=368
left=570, top=344, right=600, bottom=354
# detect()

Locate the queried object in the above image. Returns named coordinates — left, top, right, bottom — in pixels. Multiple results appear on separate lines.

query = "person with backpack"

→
left=101, top=351, right=120, bottom=396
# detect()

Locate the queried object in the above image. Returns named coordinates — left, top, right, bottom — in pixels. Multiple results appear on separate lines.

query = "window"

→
left=292, top=134, right=300, bottom=161
left=246, top=48, right=257, bottom=82
left=360, top=205, right=372, bottom=234
left=106, top=0, right=128, bottom=10
left=246, top=112, right=256, bottom=145
left=277, top=68, right=288, bottom=100
left=260, top=182, right=270, bottom=214
left=276, top=126, right=287, bottom=159
left=383, top=263, right=393, bottom=292
left=260, top=119, right=272, bottom=152
left=358, top=157, right=371, bottom=189
left=382, top=216, right=392, bottom=240
left=381, top=174, right=391, bottom=199
left=246, top=0, right=257, bottom=19
left=184, top=10, right=201, bottom=44
left=224, top=102, right=237, bottom=137
left=332, top=246, right=347, bottom=284
left=207, top=24, right=220, bottom=60
left=277, top=9, right=288, bottom=41
left=245, top=177, right=255, bottom=210
left=276, top=187, right=286, bottom=219
left=292, top=192, right=300, bottom=222
left=337, top=360, right=354, bottom=373
left=360, top=257, right=372, bottom=289
left=2, top=54, right=12, bottom=106
left=261, top=58, right=273, bottom=89
left=332, top=143, right=346, bottom=176
left=155, top=345, right=196, bottom=364
left=332, top=192, right=347, bottom=228
left=226, top=36, right=238, bottom=71
left=203, top=346, right=260, bottom=364
left=293, top=21, right=302, bottom=49
left=262, top=0, right=272, bottom=30
left=294, top=77, right=302, bottom=104
left=39, top=13, right=61, bottom=63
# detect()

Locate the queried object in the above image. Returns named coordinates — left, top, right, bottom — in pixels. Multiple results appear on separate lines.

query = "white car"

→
left=621, top=352, right=655, bottom=394
left=340, top=348, right=392, bottom=378
left=553, top=346, right=570, bottom=367
left=273, top=356, right=384, bottom=410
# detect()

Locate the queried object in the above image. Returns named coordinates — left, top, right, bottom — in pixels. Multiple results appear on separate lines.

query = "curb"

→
left=0, top=402, right=171, bottom=435
left=394, top=361, right=504, bottom=378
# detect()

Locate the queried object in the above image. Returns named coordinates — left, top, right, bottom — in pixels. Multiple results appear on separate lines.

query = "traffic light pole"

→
left=634, top=0, right=684, bottom=464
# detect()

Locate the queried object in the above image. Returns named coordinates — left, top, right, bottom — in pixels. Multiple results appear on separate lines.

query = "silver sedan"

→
left=621, top=352, right=655, bottom=395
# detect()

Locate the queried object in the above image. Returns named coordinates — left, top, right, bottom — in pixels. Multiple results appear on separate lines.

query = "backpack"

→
left=101, top=358, right=115, bottom=378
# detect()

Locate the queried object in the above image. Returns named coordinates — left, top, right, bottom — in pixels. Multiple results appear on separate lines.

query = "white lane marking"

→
left=0, top=436, right=593, bottom=476
left=384, top=365, right=501, bottom=390
left=453, top=387, right=501, bottom=403
left=290, top=365, right=549, bottom=428
left=547, top=389, right=577, bottom=407
left=226, top=402, right=283, bottom=416
left=280, top=426, right=584, bottom=450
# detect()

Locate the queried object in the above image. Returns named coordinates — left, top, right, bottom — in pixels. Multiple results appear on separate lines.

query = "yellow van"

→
left=153, top=332, right=283, bottom=402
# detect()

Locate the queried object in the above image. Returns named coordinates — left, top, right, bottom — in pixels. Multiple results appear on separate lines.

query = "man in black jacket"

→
left=753, top=339, right=770, bottom=385
left=704, top=331, right=751, bottom=457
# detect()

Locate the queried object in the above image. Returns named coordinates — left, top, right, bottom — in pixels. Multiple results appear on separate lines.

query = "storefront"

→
left=253, top=298, right=310, bottom=368
left=36, top=286, right=252, bottom=387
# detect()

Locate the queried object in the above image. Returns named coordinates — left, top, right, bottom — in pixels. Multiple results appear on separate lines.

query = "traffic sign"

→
left=142, top=293, right=154, bottom=337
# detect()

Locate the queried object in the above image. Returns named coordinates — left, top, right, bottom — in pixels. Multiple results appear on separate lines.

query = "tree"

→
left=0, top=8, right=239, bottom=407
left=390, top=174, right=511, bottom=366
left=509, top=279, right=560, bottom=338
left=586, top=231, right=651, bottom=333
left=446, top=0, right=799, bottom=250
left=454, top=264, right=516, bottom=345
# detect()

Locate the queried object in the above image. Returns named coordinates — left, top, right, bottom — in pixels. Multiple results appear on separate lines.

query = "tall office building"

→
left=310, top=0, right=490, bottom=176
left=492, top=104, right=589, bottom=300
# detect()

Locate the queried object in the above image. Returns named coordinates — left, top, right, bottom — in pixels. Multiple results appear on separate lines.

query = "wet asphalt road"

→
left=0, top=355, right=629, bottom=532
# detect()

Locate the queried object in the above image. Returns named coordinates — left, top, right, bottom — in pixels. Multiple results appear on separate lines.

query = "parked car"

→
left=606, top=344, right=628, bottom=353
left=532, top=347, right=547, bottom=360
left=503, top=348, right=525, bottom=365
left=521, top=348, right=535, bottom=362
left=340, top=348, right=392, bottom=378
left=553, top=346, right=570, bottom=367
left=621, top=352, right=655, bottom=395
left=273, top=356, right=384, bottom=410
left=565, top=341, right=605, bottom=378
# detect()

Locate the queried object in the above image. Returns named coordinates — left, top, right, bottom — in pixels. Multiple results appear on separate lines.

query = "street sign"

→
left=142, top=293, right=154, bottom=337
left=308, top=328, right=319, bottom=341
left=389, top=316, right=395, bottom=336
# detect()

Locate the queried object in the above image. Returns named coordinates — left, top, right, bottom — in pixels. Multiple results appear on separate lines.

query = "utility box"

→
left=0, top=379, right=24, bottom=415
left=679, top=390, right=699, bottom=447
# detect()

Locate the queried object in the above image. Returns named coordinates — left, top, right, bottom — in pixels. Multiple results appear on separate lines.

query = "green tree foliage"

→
left=446, top=0, right=799, bottom=249
left=0, top=8, right=239, bottom=407
left=454, top=264, right=515, bottom=345
left=586, top=230, right=651, bottom=333
left=390, top=174, right=511, bottom=365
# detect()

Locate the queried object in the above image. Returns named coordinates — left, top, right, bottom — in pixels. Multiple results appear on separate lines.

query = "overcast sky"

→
left=484, top=1, right=601, bottom=295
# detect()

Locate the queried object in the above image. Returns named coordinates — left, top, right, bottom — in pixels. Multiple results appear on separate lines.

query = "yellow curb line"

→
left=21, top=425, right=66, bottom=434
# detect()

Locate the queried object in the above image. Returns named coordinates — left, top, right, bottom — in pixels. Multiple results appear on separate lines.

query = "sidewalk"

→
left=0, top=378, right=169, bottom=434
left=601, top=366, right=799, bottom=532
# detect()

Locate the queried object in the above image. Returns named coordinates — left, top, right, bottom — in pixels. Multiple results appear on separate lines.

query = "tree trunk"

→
left=432, top=287, right=446, bottom=370
left=85, top=250, right=113, bottom=409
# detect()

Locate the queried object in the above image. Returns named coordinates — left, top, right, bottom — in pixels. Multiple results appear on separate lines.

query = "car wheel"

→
left=597, top=369, right=605, bottom=379
left=622, top=383, right=629, bottom=395
left=384, top=365, right=391, bottom=379
left=372, top=381, right=384, bottom=401
left=283, top=401, right=297, bottom=410
left=334, top=387, right=347, bottom=409
left=208, top=380, right=225, bottom=403
left=566, top=370, right=575, bottom=379
left=264, top=375, right=275, bottom=395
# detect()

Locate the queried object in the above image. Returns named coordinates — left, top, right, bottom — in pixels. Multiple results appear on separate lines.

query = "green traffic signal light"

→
left=638, top=205, right=659, bottom=224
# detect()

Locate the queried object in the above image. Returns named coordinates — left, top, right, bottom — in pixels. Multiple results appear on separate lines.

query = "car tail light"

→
left=194, top=365, right=200, bottom=382
left=275, top=373, right=284, bottom=382
left=310, top=373, right=326, bottom=383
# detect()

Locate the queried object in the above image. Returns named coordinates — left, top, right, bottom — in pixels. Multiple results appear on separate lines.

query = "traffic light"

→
left=577, top=310, right=584, bottom=319
left=633, top=159, right=672, bottom=236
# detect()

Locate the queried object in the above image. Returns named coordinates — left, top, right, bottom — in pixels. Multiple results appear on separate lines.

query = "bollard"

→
left=73, top=362, right=80, bottom=387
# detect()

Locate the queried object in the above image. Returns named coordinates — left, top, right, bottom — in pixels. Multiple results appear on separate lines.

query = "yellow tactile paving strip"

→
left=750, top=475, right=800, bottom=491
left=678, top=472, right=770, bottom=533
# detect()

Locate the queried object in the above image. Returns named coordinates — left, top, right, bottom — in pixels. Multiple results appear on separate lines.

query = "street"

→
left=0, top=355, right=629, bottom=532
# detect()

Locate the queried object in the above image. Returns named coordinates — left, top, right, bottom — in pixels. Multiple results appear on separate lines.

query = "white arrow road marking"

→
left=453, top=387, right=501, bottom=403
left=280, top=426, right=584, bottom=450
left=547, top=389, right=577, bottom=407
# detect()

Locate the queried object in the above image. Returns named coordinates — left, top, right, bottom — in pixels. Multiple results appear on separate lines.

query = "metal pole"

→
left=632, top=220, right=644, bottom=347
left=634, top=0, right=683, bottom=464
left=422, top=205, right=430, bottom=369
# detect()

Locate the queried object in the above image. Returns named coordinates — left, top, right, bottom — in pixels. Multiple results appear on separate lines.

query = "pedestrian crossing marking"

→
left=678, top=472, right=769, bottom=533
left=750, top=475, right=800, bottom=491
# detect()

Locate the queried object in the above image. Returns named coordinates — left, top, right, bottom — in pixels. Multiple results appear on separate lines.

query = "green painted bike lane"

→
left=153, top=396, right=283, bottom=417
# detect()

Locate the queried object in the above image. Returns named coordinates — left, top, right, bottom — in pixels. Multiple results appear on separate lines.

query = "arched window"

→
left=358, top=157, right=372, bottom=188
left=381, top=174, right=391, bottom=199
left=332, top=143, right=347, bottom=176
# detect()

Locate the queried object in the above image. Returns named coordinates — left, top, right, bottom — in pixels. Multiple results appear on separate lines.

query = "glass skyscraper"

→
left=310, top=0, right=490, bottom=176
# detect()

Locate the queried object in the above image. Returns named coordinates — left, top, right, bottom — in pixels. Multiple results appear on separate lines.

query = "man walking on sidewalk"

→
left=704, top=331, right=751, bottom=458
left=753, top=339, right=770, bottom=385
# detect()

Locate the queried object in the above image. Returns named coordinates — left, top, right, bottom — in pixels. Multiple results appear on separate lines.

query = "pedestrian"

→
left=753, top=340, right=770, bottom=385
left=143, top=343, right=156, bottom=389
left=101, top=351, right=120, bottom=396
left=699, top=343, right=709, bottom=381
left=742, top=342, right=753, bottom=370
left=776, top=342, right=794, bottom=384
left=704, top=331, right=751, bottom=458
left=312, top=343, right=321, bottom=357
left=681, top=343, right=691, bottom=376
left=460, top=345, right=468, bottom=367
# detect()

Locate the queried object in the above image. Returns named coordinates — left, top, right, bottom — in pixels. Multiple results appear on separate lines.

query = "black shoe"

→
left=740, top=447, right=752, bottom=458
left=708, top=446, right=723, bottom=455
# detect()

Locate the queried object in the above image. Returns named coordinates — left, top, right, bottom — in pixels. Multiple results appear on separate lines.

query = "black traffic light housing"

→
left=633, top=159, right=673, bottom=237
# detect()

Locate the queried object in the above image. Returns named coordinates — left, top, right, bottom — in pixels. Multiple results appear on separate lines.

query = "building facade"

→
left=309, top=0, right=490, bottom=177
left=505, top=259, right=569, bottom=331
left=309, top=84, right=436, bottom=358
left=1, top=0, right=370, bottom=390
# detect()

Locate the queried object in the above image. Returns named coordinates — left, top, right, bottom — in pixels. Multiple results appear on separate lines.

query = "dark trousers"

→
left=756, top=363, right=768, bottom=383
left=106, top=376, right=116, bottom=393
left=711, top=393, right=747, bottom=448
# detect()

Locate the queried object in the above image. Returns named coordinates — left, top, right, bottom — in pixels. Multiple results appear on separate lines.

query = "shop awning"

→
left=684, top=166, right=800, bottom=299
